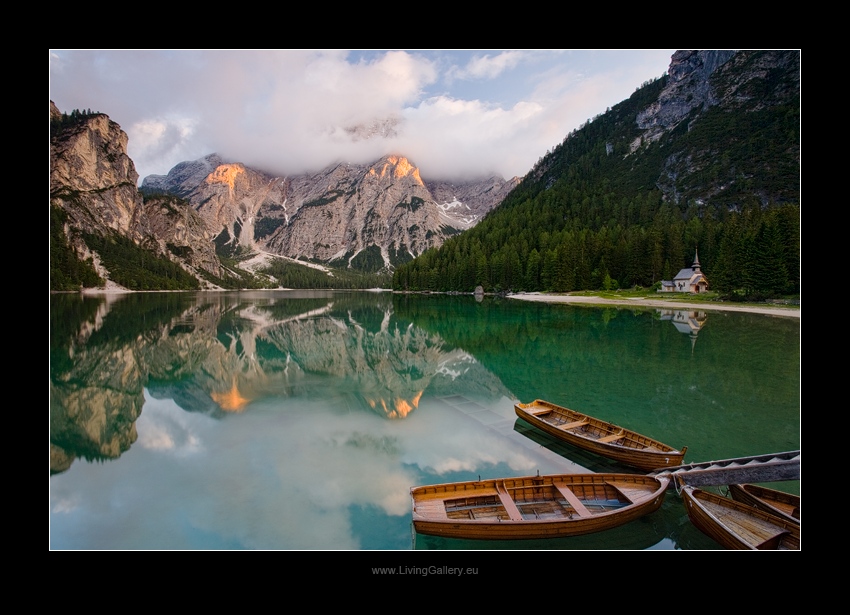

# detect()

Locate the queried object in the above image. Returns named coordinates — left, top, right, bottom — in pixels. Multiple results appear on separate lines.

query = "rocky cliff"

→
left=635, top=50, right=800, bottom=206
left=50, top=101, right=223, bottom=285
left=50, top=101, right=145, bottom=238
left=51, top=95, right=517, bottom=289
left=144, top=154, right=519, bottom=271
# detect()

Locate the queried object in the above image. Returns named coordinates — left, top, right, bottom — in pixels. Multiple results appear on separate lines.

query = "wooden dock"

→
left=650, top=450, right=800, bottom=487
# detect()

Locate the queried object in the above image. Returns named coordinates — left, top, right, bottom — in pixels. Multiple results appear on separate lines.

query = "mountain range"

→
left=50, top=98, right=518, bottom=290
left=50, top=50, right=800, bottom=295
left=141, top=153, right=519, bottom=272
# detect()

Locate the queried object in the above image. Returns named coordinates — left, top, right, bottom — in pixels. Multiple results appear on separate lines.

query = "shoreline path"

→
left=507, top=293, right=800, bottom=319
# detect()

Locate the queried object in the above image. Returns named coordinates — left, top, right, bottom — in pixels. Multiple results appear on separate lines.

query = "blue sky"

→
left=49, top=50, right=676, bottom=182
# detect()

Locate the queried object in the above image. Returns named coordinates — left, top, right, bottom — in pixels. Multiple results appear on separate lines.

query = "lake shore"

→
left=507, top=292, right=800, bottom=318
left=74, top=287, right=800, bottom=319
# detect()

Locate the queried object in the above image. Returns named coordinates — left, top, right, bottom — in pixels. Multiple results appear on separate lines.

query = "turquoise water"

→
left=49, top=291, right=800, bottom=550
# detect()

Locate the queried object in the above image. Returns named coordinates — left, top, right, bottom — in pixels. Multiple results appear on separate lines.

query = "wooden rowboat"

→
left=515, top=399, right=686, bottom=472
left=679, top=481, right=800, bottom=550
left=410, top=472, right=669, bottom=540
left=728, top=483, right=800, bottom=525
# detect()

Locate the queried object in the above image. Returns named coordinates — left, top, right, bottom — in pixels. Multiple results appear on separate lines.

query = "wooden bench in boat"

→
left=598, top=432, right=625, bottom=443
left=495, top=482, right=524, bottom=521
left=559, top=420, right=589, bottom=430
left=414, top=499, right=449, bottom=519
left=552, top=481, right=593, bottom=518
left=610, top=485, right=644, bottom=504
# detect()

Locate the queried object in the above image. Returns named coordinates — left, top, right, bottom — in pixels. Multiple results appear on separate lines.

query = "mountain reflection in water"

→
left=49, top=291, right=799, bottom=550
left=49, top=291, right=511, bottom=475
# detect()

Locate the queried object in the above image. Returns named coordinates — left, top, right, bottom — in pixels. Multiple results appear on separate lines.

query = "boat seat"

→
left=560, top=420, right=588, bottom=430
left=552, top=481, right=593, bottom=518
left=598, top=432, right=625, bottom=443
left=495, top=482, right=524, bottom=521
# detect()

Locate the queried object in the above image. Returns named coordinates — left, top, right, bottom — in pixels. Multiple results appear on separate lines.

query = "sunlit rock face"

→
left=144, top=154, right=519, bottom=270
left=141, top=153, right=224, bottom=196
left=50, top=102, right=143, bottom=237
left=50, top=102, right=223, bottom=283
left=177, top=160, right=291, bottom=255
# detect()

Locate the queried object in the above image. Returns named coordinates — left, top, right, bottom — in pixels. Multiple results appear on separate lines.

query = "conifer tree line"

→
left=392, top=58, right=800, bottom=301
left=391, top=196, right=799, bottom=299
left=50, top=108, right=102, bottom=135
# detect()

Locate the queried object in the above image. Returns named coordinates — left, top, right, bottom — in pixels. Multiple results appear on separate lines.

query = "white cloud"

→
left=136, top=392, right=206, bottom=455
left=50, top=49, right=676, bottom=182
left=452, top=50, right=528, bottom=80
left=394, top=96, right=546, bottom=180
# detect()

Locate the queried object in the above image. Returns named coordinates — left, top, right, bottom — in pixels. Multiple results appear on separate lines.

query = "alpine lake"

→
left=49, top=290, right=800, bottom=551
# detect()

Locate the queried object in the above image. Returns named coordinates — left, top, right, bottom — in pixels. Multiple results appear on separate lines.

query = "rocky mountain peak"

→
left=51, top=102, right=223, bottom=287
left=205, top=162, right=247, bottom=191
left=344, top=116, right=401, bottom=141
left=141, top=153, right=225, bottom=196
left=370, top=155, right=423, bottom=185
left=144, top=151, right=515, bottom=271
left=50, top=105, right=142, bottom=235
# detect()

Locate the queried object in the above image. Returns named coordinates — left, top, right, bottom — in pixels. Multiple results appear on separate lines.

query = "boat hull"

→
left=411, top=472, right=669, bottom=540
left=515, top=399, right=686, bottom=472
left=680, top=483, right=800, bottom=550
left=728, top=483, right=800, bottom=525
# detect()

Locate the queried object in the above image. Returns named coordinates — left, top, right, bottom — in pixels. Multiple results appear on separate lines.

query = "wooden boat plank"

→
left=551, top=481, right=593, bottom=518
left=706, top=502, right=780, bottom=543
left=559, top=420, right=589, bottom=430
left=611, top=485, right=649, bottom=505
left=598, top=432, right=625, bottom=443
left=495, top=482, right=524, bottom=521
left=415, top=500, right=452, bottom=520
left=729, top=483, right=800, bottom=524
left=418, top=486, right=500, bottom=500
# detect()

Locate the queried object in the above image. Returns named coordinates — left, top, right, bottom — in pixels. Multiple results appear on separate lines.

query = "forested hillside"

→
left=392, top=51, right=800, bottom=300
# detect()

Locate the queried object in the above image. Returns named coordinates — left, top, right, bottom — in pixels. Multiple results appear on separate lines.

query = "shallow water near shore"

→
left=49, top=290, right=800, bottom=550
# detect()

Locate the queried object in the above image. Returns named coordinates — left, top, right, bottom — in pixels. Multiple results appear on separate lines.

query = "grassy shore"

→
left=508, top=289, right=800, bottom=318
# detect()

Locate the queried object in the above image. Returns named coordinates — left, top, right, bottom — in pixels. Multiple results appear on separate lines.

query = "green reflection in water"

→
left=393, top=293, right=800, bottom=465
left=49, top=291, right=799, bottom=550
